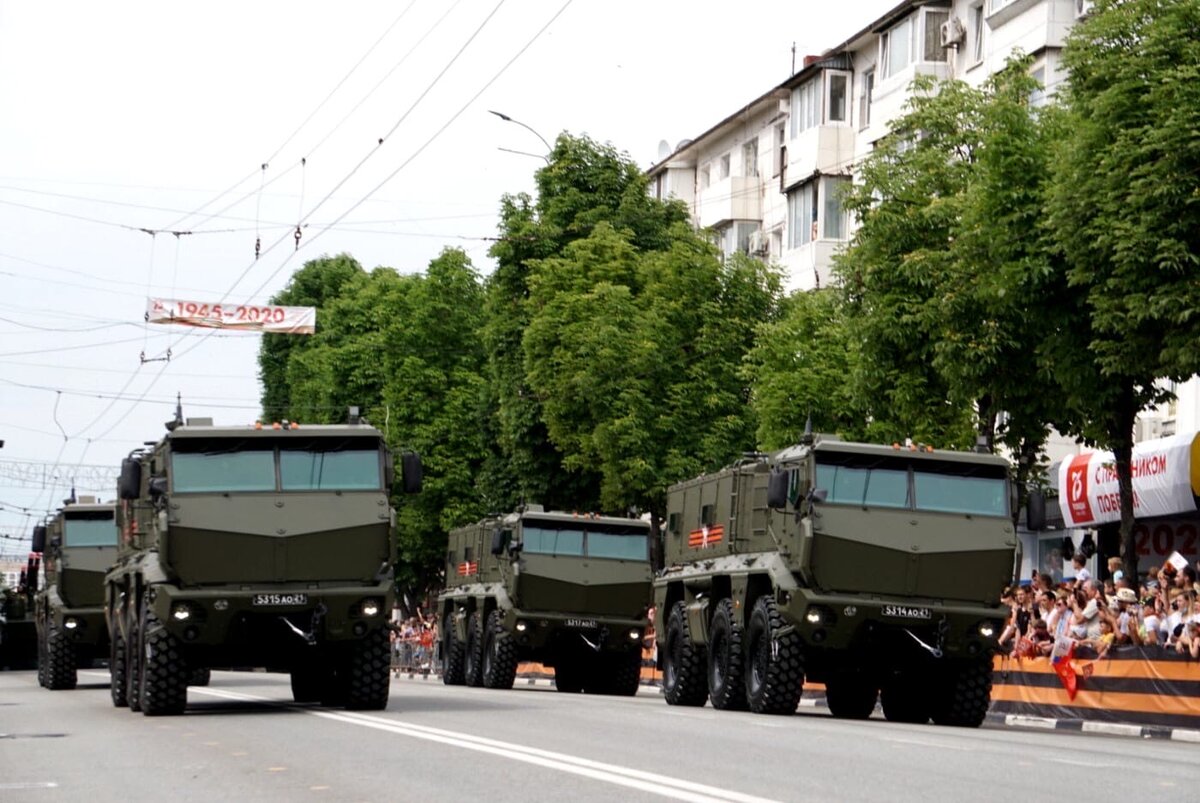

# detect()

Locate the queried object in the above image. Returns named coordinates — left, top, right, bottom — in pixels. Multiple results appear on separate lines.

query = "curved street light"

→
left=489, top=110, right=551, bottom=162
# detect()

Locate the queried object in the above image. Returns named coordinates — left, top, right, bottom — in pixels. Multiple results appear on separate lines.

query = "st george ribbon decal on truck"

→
left=145, top=297, right=316, bottom=334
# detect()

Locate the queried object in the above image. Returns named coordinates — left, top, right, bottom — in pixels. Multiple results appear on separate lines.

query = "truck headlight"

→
left=516, top=621, right=528, bottom=632
left=64, top=617, right=79, bottom=630
left=978, top=623, right=996, bottom=638
left=805, top=609, right=823, bottom=625
left=361, top=600, right=381, bottom=618
left=172, top=604, right=191, bottom=621
left=628, top=629, right=641, bottom=640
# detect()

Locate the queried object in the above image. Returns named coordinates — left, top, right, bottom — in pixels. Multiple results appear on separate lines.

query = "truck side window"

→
left=463, top=547, right=473, bottom=563
left=701, top=504, right=715, bottom=527
left=667, top=512, right=680, bottom=536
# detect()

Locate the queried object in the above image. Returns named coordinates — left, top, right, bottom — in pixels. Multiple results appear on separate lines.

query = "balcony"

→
left=697, top=175, right=762, bottom=229
left=784, top=126, right=856, bottom=188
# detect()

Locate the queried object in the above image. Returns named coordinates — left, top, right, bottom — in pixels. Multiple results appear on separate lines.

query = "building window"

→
left=788, top=182, right=817, bottom=248
left=1029, top=65, right=1046, bottom=107
left=773, top=124, right=786, bottom=177
left=700, top=164, right=711, bottom=189
left=826, top=71, right=850, bottom=124
left=719, top=153, right=731, bottom=180
left=924, top=10, right=949, bottom=62
left=790, top=78, right=821, bottom=137
left=742, top=139, right=758, bottom=177
left=822, top=176, right=851, bottom=240
left=859, top=69, right=874, bottom=130
left=881, top=17, right=913, bottom=78
left=971, top=4, right=985, bottom=63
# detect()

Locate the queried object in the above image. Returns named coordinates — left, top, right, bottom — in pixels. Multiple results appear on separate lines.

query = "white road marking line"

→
left=192, top=686, right=778, bottom=803
left=882, top=737, right=971, bottom=751
left=0, top=783, right=59, bottom=790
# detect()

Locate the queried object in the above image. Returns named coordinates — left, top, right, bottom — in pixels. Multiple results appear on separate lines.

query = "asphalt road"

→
left=2, top=670, right=1197, bottom=802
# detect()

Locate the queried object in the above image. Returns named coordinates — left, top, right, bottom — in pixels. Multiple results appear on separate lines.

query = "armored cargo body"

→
left=33, top=498, right=118, bottom=689
left=105, top=415, right=421, bottom=715
left=655, top=436, right=1015, bottom=726
left=439, top=508, right=652, bottom=695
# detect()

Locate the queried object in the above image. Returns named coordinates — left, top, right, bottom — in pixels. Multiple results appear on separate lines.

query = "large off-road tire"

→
left=463, top=611, right=484, bottom=688
left=600, top=649, right=642, bottom=697
left=345, top=628, right=391, bottom=710
left=290, top=663, right=327, bottom=703
left=441, top=610, right=465, bottom=685
left=554, top=655, right=584, bottom=693
left=826, top=675, right=878, bottom=720
left=188, top=667, right=211, bottom=687
left=125, top=603, right=142, bottom=713
left=707, top=599, right=747, bottom=710
left=929, top=658, right=992, bottom=728
left=880, top=672, right=929, bottom=724
left=139, top=597, right=188, bottom=716
left=110, top=628, right=128, bottom=708
left=744, top=596, right=804, bottom=715
left=36, top=628, right=48, bottom=688
left=44, top=625, right=78, bottom=690
left=481, top=610, right=518, bottom=690
left=662, top=601, right=708, bottom=706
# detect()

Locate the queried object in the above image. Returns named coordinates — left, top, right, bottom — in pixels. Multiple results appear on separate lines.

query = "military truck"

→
left=439, top=507, right=652, bottom=695
left=0, top=555, right=40, bottom=670
left=655, top=435, right=1016, bottom=726
left=33, top=497, right=118, bottom=689
left=105, top=413, right=421, bottom=715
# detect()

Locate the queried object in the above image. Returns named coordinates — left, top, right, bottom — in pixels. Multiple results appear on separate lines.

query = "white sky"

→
left=0, top=0, right=896, bottom=548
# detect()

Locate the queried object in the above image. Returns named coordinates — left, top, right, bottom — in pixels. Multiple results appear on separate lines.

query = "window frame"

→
left=825, top=70, right=851, bottom=125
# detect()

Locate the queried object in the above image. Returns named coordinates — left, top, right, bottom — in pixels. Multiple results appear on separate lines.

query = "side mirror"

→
left=148, top=476, right=169, bottom=498
left=810, top=488, right=828, bottom=504
left=1026, top=489, right=1046, bottom=531
left=490, top=527, right=510, bottom=556
left=767, top=469, right=789, bottom=509
left=31, top=525, right=46, bottom=554
left=401, top=451, right=423, bottom=495
left=118, top=458, right=142, bottom=500
left=383, top=451, right=395, bottom=488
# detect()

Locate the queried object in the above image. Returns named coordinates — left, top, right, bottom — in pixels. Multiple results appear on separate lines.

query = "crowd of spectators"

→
left=999, top=556, right=1200, bottom=661
left=390, top=612, right=437, bottom=675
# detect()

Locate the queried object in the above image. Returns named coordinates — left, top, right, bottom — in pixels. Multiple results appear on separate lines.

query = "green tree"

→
left=483, top=134, right=690, bottom=511
left=259, top=253, right=365, bottom=421
left=1047, top=0, right=1200, bottom=578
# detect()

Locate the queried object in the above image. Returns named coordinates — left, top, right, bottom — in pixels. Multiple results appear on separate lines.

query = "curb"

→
left=985, top=712, right=1200, bottom=743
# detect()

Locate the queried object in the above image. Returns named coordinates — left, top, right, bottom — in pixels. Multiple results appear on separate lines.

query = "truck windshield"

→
left=280, top=440, right=381, bottom=490
left=172, top=437, right=382, bottom=493
left=64, top=514, right=116, bottom=546
left=523, top=522, right=649, bottom=560
left=816, top=454, right=1007, bottom=517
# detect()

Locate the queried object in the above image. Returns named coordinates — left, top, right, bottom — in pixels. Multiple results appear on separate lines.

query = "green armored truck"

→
left=105, top=413, right=421, bottom=715
left=656, top=435, right=1015, bottom=726
left=33, top=497, right=118, bottom=689
left=439, top=507, right=652, bottom=695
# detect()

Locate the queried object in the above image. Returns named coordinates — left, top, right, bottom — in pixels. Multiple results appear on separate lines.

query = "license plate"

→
left=882, top=605, right=931, bottom=620
left=565, top=618, right=597, bottom=629
left=251, top=593, right=309, bottom=606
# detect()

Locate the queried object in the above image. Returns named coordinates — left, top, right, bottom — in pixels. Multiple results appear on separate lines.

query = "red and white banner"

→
left=1058, top=433, right=1200, bottom=528
left=146, top=298, right=315, bottom=334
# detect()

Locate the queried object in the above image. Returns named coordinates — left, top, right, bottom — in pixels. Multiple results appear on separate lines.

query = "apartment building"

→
left=647, top=0, right=1085, bottom=292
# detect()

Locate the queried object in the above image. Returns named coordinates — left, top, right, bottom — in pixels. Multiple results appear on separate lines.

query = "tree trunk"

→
left=1113, top=385, right=1139, bottom=585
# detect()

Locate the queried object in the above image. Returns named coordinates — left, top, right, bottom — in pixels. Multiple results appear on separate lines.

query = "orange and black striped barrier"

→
left=991, top=645, right=1200, bottom=730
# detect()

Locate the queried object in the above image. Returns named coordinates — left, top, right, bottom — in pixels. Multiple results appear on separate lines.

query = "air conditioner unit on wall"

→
left=940, top=17, right=966, bottom=48
left=1076, top=0, right=1094, bottom=18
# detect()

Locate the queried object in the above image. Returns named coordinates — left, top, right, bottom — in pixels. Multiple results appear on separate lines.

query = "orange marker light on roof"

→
left=272, top=422, right=282, bottom=430
left=892, top=442, right=901, bottom=450
left=254, top=421, right=263, bottom=430
left=290, top=422, right=300, bottom=430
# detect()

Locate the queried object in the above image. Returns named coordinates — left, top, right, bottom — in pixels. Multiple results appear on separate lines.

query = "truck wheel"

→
left=441, top=610, right=466, bottom=685
left=45, top=625, right=78, bottom=690
left=36, top=627, right=48, bottom=688
left=744, top=596, right=803, bottom=715
left=881, top=675, right=928, bottom=724
left=139, top=597, right=188, bottom=716
left=929, top=658, right=992, bottom=728
left=110, top=628, right=128, bottom=707
left=826, top=675, right=877, bottom=719
left=707, top=599, right=747, bottom=710
left=463, top=611, right=484, bottom=687
left=482, top=611, right=518, bottom=690
left=345, top=628, right=391, bottom=710
left=126, top=603, right=142, bottom=713
left=602, top=649, right=642, bottom=696
left=188, top=667, right=211, bottom=687
left=663, top=601, right=707, bottom=706
left=554, top=656, right=584, bottom=693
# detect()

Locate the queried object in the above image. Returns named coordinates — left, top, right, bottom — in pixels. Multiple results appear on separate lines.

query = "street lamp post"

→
left=488, top=110, right=551, bottom=162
